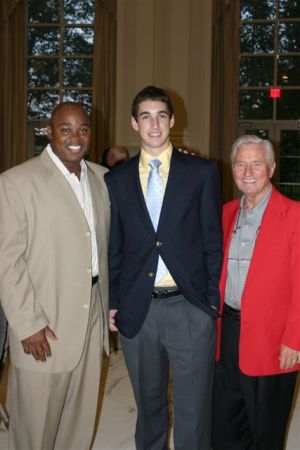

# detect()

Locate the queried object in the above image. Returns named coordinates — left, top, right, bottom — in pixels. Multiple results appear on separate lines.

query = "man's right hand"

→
left=109, top=309, right=119, bottom=332
left=21, top=326, right=57, bottom=362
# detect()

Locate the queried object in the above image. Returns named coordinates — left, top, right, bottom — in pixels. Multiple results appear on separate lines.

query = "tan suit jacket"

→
left=0, top=149, right=110, bottom=373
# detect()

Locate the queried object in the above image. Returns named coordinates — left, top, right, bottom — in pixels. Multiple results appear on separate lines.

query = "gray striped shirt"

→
left=225, top=186, right=272, bottom=310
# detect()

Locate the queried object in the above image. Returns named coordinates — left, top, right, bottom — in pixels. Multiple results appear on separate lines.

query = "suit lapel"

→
left=87, top=165, right=109, bottom=250
left=121, top=149, right=187, bottom=233
left=40, top=150, right=89, bottom=228
left=158, top=149, right=187, bottom=229
left=122, top=154, right=155, bottom=233
left=223, top=204, right=240, bottom=259
left=244, top=189, right=286, bottom=284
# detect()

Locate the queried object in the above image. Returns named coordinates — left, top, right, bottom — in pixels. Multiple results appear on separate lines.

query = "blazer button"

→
left=148, top=272, right=155, bottom=278
left=156, top=241, right=163, bottom=247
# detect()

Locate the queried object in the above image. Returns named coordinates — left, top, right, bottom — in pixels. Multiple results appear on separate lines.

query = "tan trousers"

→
left=8, top=284, right=103, bottom=450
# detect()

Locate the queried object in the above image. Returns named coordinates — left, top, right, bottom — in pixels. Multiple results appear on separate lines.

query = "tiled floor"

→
left=0, top=350, right=299, bottom=449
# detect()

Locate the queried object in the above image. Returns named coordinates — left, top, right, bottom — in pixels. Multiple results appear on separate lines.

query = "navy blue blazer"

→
left=104, top=148, right=223, bottom=338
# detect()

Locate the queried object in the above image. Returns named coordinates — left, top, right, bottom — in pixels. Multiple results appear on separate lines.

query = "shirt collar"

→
left=140, top=143, right=173, bottom=171
left=240, top=184, right=272, bottom=213
left=46, top=144, right=87, bottom=178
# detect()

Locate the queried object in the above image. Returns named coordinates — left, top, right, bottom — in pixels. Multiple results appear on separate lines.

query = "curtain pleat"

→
left=90, top=0, right=117, bottom=163
left=0, top=0, right=27, bottom=173
left=210, top=0, right=240, bottom=202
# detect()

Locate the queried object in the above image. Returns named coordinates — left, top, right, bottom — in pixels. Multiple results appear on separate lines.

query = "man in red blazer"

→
left=212, top=135, right=300, bottom=450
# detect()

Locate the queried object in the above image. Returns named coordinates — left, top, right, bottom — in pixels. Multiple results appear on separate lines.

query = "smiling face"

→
left=232, top=143, right=276, bottom=207
left=131, top=100, right=175, bottom=156
left=47, top=103, right=91, bottom=174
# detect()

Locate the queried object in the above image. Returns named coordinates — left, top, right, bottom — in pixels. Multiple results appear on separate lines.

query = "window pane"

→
left=279, top=130, right=300, bottom=200
left=64, top=28, right=94, bottom=55
left=63, top=90, right=92, bottom=114
left=279, top=0, right=300, bottom=18
left=28, top=59, right=59, bottom=87
left=63, top=59, right=93, bottom=87
left=33, top=134, right=49, bottom=156
left=28, top=91, right=60, bottom=119
left=279, top=23, right=300, bottom=53
left=242, top=128, right=269, bottom=139
left=240, top=0, right=276, bottom=20
left=239, top=90, right=273, bottom=119
left=278, top=56, right=300, bottom=86
left=279, top=158, right=300, bottom=183
left=277, top=91, right=300, bottom=119
left=240, top=56, right=274, bottom=87
left=276, top=183, right=300, bottom=200
left=27, top=0, right=59, bottom=23
left=64, top=0, right=95, bottom=24
left=28, top=28, right=60, bottom=55
left=280, top=130, right=300, bottom=156
left=240, top=24, right=275, bottom=53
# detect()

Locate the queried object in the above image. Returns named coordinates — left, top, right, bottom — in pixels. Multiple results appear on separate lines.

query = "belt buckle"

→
left=152, top=289, right=179, bottom=299
left=152, top=290, right=164, bottom=299
left=223, top=304, right=240, bottom=321
left=92, top=275, right=99, bottom=286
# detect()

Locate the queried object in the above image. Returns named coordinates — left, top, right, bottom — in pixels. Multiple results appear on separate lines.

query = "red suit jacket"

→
left=217, top=187, right=300, bottom=376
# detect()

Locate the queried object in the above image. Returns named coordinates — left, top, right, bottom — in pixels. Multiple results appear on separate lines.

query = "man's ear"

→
left=46, top=125, right=52, bottom=140
left=270, top=162, right=276, bottom=178
left=131, top=116, right=139, bottom=131
left=170, top=115, right=175, bottom=129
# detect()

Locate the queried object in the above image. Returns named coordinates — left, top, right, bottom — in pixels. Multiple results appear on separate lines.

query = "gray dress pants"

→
left=121, top=294, right=216, bottom=450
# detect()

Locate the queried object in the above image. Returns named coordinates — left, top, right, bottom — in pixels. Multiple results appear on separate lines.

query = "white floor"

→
left=0, top=349, right=300, bottom=449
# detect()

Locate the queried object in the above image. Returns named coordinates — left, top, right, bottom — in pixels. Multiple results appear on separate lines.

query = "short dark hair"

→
left=49, top=101, right=89, bottom=125
left=131, top=85, right=174, bottom=120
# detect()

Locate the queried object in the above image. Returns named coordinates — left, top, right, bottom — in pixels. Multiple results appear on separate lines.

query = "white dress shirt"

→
left=47, top=144, right=99, bottom=276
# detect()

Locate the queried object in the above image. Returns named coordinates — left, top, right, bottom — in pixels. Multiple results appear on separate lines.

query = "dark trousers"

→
left=120, top=295, right=216, bottom=450
left=212, top=313, right=297, bottom=450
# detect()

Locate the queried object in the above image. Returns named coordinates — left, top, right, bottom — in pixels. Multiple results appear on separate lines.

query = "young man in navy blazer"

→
left=105, top=86, right=223, bottom=450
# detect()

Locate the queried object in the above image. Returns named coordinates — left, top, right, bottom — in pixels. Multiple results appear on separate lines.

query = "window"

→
left=239, top=0, right=300, bottom=121
left=239, top=1, right=300, bottom=200
left=26, top=0, right=95, bottom=155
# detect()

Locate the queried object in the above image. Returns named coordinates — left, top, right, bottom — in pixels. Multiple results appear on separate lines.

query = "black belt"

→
left=152, top=289, right=181, bottom=299
left=223, top=303, right=241, bottom=321
left=92, top=275, right=99, bottom=286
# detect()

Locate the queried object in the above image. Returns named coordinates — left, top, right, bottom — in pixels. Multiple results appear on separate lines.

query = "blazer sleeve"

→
left=281, top=210, right=300, bottom=350
left=199, top=163, right=223, bottom=309
left=104, top=173, right=123, bottom=310
left=0, top=174, right=48, bottom=340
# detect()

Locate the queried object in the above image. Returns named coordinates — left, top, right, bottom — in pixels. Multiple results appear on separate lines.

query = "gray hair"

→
left=231, top=135, right=275, bottom=168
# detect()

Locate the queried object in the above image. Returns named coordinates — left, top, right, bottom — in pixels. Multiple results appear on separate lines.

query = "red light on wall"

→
left=269, top=88, right=281, bottom=99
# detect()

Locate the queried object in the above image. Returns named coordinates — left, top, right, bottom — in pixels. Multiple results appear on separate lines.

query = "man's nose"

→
left=151, top=116, right=159, bottom=128
left=244, top=164, right=254, bottom=175
left=69, top=130, right=82, bottom=140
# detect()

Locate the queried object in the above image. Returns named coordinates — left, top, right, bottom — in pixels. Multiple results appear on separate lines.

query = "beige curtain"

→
left=210, top=0, right=240, bottom=202
left=90, top=0, right=117, bottom=163
left=0, top=0, right=27, bottom=173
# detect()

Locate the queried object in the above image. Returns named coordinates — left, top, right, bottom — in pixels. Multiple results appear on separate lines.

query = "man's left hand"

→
left=279, top=344, right=299, bottom=370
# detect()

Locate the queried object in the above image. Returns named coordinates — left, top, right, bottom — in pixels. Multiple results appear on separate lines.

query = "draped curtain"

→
left=210, top=0, right=240, bottom=202
left=90, top=0, right=117, bottom=163
left=0, top=0, right=27, bottom=173
left=0, top=0, right=117, bottom=171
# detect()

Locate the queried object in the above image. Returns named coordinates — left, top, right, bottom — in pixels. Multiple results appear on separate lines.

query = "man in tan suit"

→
left=0, top=102, right=110, bottom=449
